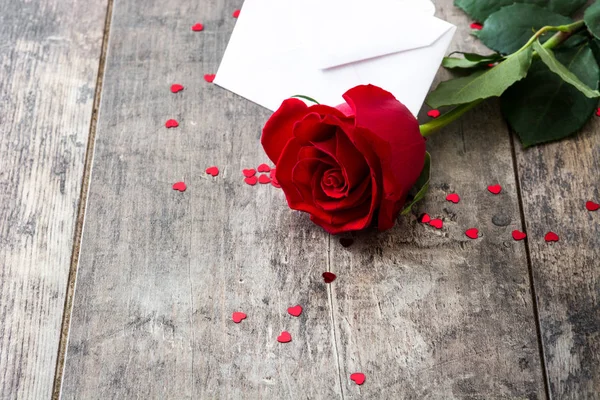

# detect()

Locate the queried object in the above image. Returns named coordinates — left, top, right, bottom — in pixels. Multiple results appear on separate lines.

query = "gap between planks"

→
left=51, top=0, right=115, bottom=398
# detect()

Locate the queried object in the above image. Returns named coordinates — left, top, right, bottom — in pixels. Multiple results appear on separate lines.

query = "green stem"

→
left=419, top=19, right=586, bottom=137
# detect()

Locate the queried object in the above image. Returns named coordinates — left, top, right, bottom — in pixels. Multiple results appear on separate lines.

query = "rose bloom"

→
left=261, top=85, right=426, bottom=234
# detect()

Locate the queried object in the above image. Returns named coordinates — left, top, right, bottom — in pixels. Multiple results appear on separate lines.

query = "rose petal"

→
left=262, top=99, right=308, bottom=163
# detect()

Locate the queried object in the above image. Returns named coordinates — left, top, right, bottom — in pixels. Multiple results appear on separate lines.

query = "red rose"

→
left=261, top=85, right=426, bottom=234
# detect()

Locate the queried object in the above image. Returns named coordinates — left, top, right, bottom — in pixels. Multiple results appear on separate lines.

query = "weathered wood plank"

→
left=515, top=115, right=600, bottom=398
left=328, top=2, right=547, bottom=397
left=61, top=0, right=341, bottom=398
left=0, top=0, right=107, bottom=398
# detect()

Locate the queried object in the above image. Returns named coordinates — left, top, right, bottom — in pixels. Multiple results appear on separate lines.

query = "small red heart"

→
left=465, top=228, right=479, bottom=239
left=172, top=181, right=187, bottom=192
left=165, top=119, right=179, bottom=128
left=170, top=84, right=184, bottom=93
left=419, top=213, right=431, bottom=224
left=258, top=174, right=271, bottom=184
left=596, top=107, right=600, bottom=117
left=429, top=218, right=443, bottom=229
left=232, top=9, right=241, bottom=18
left=350, top=373, right=366, bottom=386
left=487, top=184, right=502, bottom=194
left=244, top=176, right=258, bottom=186
left=232, top=312, right=247, bottom=323
left=470, top=22, right=483, bottom=30
left=322, top=272, right=336, bottom=283
left=545, top=231, right=559, bottom=242
left=446, top=193, right=460, bottom=203
left=242, top=168, right=256, bottom=177
left=339, top=238, right=354, bottom=248
left=427, top=109, right=441, bottom=118
left=586, top=201, right=600, bottom=211
left=257, top=163, right=271, bottom=173
left=271, top=179, right=281, bottom=188
left=287, top=305, right=303, bottom=317
left=277, top=331, right=292, bottom=343
left=191, top=23, right=204, bottom=31
left=204, top=74, right=216, bottom=83
left=205, top=166, right=219, bottom=177
left=269, top=168, right=276, bottom=178
left=512, top=230, right=527, bottom=241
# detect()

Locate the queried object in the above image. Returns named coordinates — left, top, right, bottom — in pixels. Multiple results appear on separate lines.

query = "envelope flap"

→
left=307, top=2, right=455, bottom=69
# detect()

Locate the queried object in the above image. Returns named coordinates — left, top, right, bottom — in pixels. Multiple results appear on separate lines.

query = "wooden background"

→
left=0, top=0, right=598, bottom=398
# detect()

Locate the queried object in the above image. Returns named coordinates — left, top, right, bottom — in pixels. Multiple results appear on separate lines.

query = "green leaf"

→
left=533, top=40, right=600, bottom=98
left=443, top=53, right=503, bottom=70
left=476, top=4, right=571, bottom=54
left=291, top=95, right=319, bottom=104
left=501, top=45, right=599, bottom=147
left=585, top=1, right=600, bottom=40
left=401, top=152, right=431, bottom=215
left=427, top=47, right=533, bottom=108
left=455, top=0, right=585, bottom=21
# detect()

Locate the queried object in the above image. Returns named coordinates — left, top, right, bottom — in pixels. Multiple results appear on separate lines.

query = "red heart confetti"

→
left=596, top=107, right=600, bottom=117
left=512, top=230, right=527, bottom=241
left=258, top=174, right=271, bottom=184
left=232, top=312, right=247, bottom=323
left=465, top=228, right=479, bottom=239
left=586, top=201, right=600, bottom=211
left=429, top=219, right=443, bottom=229
left=257, top=163, right=271, bottom=173
left=350, top=373, right=366, bottom=386
left=446, top=193, right=460, bottom=203
left=270, top=169, right=281, bottom=187
left=545, top=231, right=559, bottom=242
left=470, top=22, right=483, bottom=30
left=427, top=109, right=441, bottom=118
left=339, top=238, right=354, bottom=248
left=170, top=84, right=184, bottom=93
left=287, top=305, right=303, bottom=317
left=322, top=272, right=336, bottom=283
left=165, top=119, right=179, bottom=128
left=191, top=23, right=204, bottom=31
left=172, top=182, right=187, bottom=192
left=487, top=184, right=502, bottom=195
left=206, top=166, right=219, bottom=177
left=419, top=213, right=431, bottom=224
left=244, top=176, right=258, bottom=186
left=277, top=331, right=292, bottom=343
left=242, top=168, right=256, bottom=177
left=488, top=63, right=496, bottom=68
left=271, top=179, right=281, bottom=188
left=204, top=74, right=216, bottom=83
left=232, top=9, right=241, bottom=18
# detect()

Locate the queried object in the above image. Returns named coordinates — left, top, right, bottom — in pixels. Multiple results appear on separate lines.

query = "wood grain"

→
left=0, top=0, right=107, bottom=398
left=61, top=0, right=341, bottom=398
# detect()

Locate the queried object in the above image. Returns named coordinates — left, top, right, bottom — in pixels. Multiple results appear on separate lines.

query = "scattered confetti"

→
left=287, top=305, right=303, bottom=317
left=232, top=312, right=247, bottom=323
left=191, top=23, right=204, bottom=31
left=206, top=166, right=219, bottom=177
left=470, top=22, right=483, bottom=30
left=232, top=9, right=241, bottom=18
left=204, top=74, right=216, bottom=83
left=586, top=201, right=599, bottom=211
left=242, top=168, right=256, bottom=177
left=170, top=84, right=184, bottom=93
left=487, top=184, right=502, bottom=194
left=257, top=163, right=271, bottom=173
left=350, top=373, right=366, bottom=386
left=165, top=119, right=179, bottom=128
left=596, top=108, right=600, bottom=117
left=277, top=331, right=292, bottom=343
left=512, top=230, right=527, bottom=241
left=487, top=63, right=496, bottom=68
left=545, top=231, right=559, bottom=242
left=419, top=213, right=431, bottom=224
left=271, top=179, right=281, bottom=188
left=339, top=238, right=354, bottom=248
left=322, top=272, right=336, bottom=283
left=446, top=193, right=460, bottom=203
left=429, top=219, right=443, bottom=229
left=427, top=109, right=441, bottom=118
left=172, top=181, right=187, bottom=192
left=270, top=169, right=280, bottom=188
left=465, top=228, right=479, bottom=239
left=258, top=174, right=271, bottom=184
left=244, top=176, right=258, bottom=186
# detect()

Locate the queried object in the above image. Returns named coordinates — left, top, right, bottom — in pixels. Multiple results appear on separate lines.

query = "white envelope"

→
left=214, top=0, right=456, bottom=116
